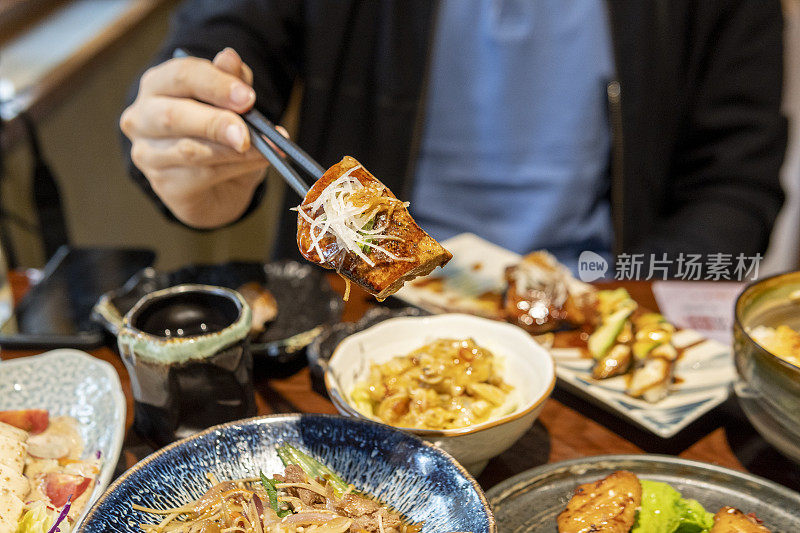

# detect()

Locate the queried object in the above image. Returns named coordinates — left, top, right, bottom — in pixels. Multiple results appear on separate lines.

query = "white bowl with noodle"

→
left=324, top=313, right=556, bottom=474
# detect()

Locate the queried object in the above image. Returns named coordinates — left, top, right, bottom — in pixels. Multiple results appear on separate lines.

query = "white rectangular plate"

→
left=394, top=233, right=735, bottom=438
left=0, top=349, right=126, bottom=529
left=395, top=233, right=519, bottom=318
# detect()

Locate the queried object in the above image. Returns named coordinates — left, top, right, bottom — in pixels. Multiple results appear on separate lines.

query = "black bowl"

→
left=93, top=260, right=343, bottom=364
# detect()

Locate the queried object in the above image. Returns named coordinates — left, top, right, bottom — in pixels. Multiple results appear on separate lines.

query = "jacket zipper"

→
left=607, top=79, right=625, bottom=257
left=605, top=0, right=625, bottom=257
left=401, top=1, right=440, bottom=201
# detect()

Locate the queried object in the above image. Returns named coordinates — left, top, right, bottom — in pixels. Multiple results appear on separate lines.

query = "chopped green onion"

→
left=276, top=447, right=293, bottom=468
left=260, top=471, right=292, bottom=516
left=260, top=471, right=280, bottom=514
left=360, top=218, right=375, bottom=254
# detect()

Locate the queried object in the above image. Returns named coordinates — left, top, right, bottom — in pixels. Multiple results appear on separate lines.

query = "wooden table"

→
left=3, top=275, right=800, bottom=494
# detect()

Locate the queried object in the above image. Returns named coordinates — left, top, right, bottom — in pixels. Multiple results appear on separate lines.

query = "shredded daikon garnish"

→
left=341, top=276, right=351, bottom=302
left=294, top=166, right=412, bottom=267
left=511, top=258, right=569, bottom=307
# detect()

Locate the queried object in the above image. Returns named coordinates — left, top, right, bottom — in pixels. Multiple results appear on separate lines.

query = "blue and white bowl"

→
left=77, top=413, right=496, bottom=532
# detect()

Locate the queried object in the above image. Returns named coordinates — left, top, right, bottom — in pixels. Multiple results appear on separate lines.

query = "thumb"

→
left=213, top=47, right=253, bottom=85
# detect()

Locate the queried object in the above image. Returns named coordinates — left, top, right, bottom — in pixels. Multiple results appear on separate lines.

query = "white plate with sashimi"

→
left=395, top=233, right=735, bottom=438
left=0, top=349, right=126, bottom=532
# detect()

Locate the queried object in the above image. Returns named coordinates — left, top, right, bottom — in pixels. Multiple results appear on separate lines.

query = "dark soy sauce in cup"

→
left=136, top=292, right=236, bottom=338
left=119, top=287, right=256, bottom=447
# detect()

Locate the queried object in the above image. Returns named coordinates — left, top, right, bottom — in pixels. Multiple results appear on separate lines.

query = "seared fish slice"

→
left=557, top=470, right=642, bottom=533
left=711, top=506, right=771, bottom=532
left=296, top=156, right=451, bottom=299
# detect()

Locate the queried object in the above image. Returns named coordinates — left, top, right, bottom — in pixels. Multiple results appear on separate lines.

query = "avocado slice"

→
left=597, top=288, right=633, bottom=317
left=634, top=312, right=666, bottom=327
left=588, top=305, right=635, bottom=359
left=633, top=339, right=660, bottom=359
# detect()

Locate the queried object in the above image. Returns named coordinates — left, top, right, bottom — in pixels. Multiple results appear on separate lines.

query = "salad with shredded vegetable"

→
left=135, top=444, right=421, bottom=533
left=0, top=409, right=100, bottom=533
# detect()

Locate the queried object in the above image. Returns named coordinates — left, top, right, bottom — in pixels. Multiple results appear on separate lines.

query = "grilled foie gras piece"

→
left=557, top=470, right=642, bottom=533
left=504, top=251, right=596, bottom=334
left=296, top=156, right=452, bottom=299
left=711, top=507, right=771, bottom=532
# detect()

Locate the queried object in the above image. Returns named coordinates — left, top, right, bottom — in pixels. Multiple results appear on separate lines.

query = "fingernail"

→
left=230, top=83, right=255, bottom=106
left=226, top=124, right=246, bottom=150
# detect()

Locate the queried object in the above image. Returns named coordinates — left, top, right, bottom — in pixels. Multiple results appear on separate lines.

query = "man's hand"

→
left=121, top=48, right=274, bottom=228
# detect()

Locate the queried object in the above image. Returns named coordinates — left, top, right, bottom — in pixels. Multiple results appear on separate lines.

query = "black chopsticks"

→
left=173, top=49, right=322, bottom=197
left=246, top=119, right=314, bottom=197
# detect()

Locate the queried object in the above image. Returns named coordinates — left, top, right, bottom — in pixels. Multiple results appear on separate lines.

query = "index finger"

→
left=140, top=57, right=256, bottom=113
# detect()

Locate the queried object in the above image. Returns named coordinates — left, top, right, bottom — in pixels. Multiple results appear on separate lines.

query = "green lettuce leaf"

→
left=632, top=480, right=714, bottom=533
left=675, top=497, right=715, bottom=532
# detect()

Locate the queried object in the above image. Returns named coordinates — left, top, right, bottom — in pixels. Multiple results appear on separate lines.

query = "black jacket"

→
left=124, top=0, right=787, bottom=262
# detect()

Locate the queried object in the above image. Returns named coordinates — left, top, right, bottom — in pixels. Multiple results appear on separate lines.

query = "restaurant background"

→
left=2, top=3, right=800, bottom=531
left=0, top=0, right=799, bottom=272
left=1, top=0, right=289, bottom=270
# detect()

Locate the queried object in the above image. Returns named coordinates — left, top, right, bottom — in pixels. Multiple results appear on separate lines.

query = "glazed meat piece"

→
left=504, top=251, right=596, bottom=334
left=711, top=507, right=771, bottom=532
left=592, top=344, right=633, bottom=379
left=236, top=282, right=278, bottom=334
left=296, top=156, right=451, bottom=300
left=627, top=356, right=674, bottom=403
left=277, top=464, right=326, bottom=506
left=557, top=470, right=642, bottom=533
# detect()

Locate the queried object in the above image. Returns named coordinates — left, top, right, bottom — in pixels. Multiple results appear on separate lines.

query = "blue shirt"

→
left=411, top=0, right=614, bottom=271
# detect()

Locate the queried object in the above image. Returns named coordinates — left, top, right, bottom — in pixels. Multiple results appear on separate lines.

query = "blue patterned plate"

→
left=0, top=349, right=127, bottom=528
left=78, top=414, right=496, bottom=532
left=550, top=330, right=733, bottom=438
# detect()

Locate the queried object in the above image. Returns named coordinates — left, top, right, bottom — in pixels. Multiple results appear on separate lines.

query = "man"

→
left=121, top=0, right=786, bottom=271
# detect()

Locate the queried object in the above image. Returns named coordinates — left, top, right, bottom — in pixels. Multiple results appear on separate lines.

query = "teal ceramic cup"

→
left=118, top=284, right=256, bottom=446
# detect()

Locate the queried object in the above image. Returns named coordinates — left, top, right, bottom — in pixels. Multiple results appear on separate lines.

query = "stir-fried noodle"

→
left=135, top=445, right=421, bottom=533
